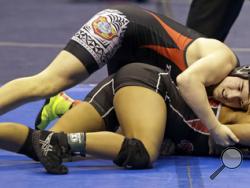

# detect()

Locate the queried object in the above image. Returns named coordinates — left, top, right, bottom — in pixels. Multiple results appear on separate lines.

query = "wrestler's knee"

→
left=113, top=138, right=158, bottom=169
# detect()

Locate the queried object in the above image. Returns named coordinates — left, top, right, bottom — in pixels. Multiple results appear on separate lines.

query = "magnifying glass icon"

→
left=210, top=147, right=242, bottom=180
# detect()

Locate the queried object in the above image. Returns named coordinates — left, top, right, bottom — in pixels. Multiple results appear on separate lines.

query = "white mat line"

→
left=0, top=41, right=250, bottom=52
left=0, top=41, right=64, bottom=48
left=232, top=48, right=250, bottom=52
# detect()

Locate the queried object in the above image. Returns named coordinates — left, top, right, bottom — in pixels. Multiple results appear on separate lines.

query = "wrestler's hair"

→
left=230, top=65, right=250, bottom=93
left=230, top=65, right=250, bottom=79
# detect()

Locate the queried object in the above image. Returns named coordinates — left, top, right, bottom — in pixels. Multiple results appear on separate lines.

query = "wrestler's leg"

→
left=86, top=64, right=167, bottom=162
left=44, top=85, right=166, bottom=163
left=49, top=73, right=117, bottom=134
left=48, top=101, right=120, bottom=160
left=82, top=85, right=167, bottom=160
left=0, top=101, right=106, bottom=161
left=50, top=101, right=105, bottom=133
left=37, top=99, right=124, bottom=159
left=0, top=123, right=29, bottom=152
left=79, top=73, right=166, bottom=161
left=0, top=51, right=86, bottom=115
left=33, top=63, right=167, bottom=173
left=112, top=86, right=167, bottom=162
left=0, top=74, right=110, bottom=159
left=36, top=92, right=124, bottom=134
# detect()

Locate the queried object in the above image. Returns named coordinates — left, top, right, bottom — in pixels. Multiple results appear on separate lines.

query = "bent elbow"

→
left=176, top=72, right=201, bottom=95
left=176, top=73, right=191, bottom=89
left=176, top=74, right=184, bottom=87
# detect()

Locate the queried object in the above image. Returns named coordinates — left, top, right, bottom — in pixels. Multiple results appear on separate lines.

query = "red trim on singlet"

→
left=185, top=99, right=220, bottom=135
left=208, top=98, right=221, bottom=108
left=186, top=119, right=210, bottom=134
left=143, top=11, right=193, bottom=71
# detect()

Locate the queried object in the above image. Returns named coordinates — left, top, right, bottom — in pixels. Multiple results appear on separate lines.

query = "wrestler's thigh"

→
left=114, top=86, right=167, bottom=161
left=50, top=102, right=105, bottom=133
left=37, top=50, right=87, bottom=94
left=112, top=63, right=169, bottom=161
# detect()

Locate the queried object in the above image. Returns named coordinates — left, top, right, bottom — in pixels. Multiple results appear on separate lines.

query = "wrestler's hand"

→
left=209, top=123, right=239, bottom=146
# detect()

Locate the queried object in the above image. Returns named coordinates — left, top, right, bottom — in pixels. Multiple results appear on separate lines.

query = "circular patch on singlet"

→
left=92, top=16, right=118, bottom=40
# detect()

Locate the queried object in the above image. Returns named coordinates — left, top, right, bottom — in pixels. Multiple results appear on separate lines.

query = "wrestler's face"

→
left=213, top=76, right=250, bottom=110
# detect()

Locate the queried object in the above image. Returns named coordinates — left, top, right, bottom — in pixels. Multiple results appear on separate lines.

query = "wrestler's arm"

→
left=0, top=50, right=88, bottom=115
left=210, top=122, right=250, bottom=155
left=220, top=105, right=250, bottom=145
left=176, top=38, right=238, bottom=146
left=219, top=105, right=250, bottom=125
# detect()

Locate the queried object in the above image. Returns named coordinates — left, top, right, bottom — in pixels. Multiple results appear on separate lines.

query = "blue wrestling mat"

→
left=2, top=0, right=250, bottom=187
left=0, top=86, right=249, bottom=188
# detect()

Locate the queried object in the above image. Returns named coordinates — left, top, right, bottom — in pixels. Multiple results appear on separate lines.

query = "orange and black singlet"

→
left=64, top=5, right=202, bottom=80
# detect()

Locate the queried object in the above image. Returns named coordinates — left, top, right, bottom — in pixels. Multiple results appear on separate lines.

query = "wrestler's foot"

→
left=32, top=130, right=71, bottom=174
left=35, top=92, right=74, bottom=130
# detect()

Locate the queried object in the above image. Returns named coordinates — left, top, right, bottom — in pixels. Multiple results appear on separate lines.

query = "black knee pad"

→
left=113, top=138, right=151, bottom=169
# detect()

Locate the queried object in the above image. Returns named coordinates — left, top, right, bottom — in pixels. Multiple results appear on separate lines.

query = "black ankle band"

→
left=18, top=128, right=39, bottom=161
left=67, top=132, right=86, bottom=156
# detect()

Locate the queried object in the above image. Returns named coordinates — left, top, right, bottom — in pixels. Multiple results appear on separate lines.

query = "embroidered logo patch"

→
left=92, top=16, right=118, bottom=40
left=71, top=9, right=129, bottom=67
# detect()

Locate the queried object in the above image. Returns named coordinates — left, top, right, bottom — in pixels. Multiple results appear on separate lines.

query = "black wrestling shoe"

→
left=32, top=130, right=71, bottom=174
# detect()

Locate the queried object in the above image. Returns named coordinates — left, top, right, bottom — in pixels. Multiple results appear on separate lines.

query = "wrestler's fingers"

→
left=228, top=132, right=239, bottom=144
